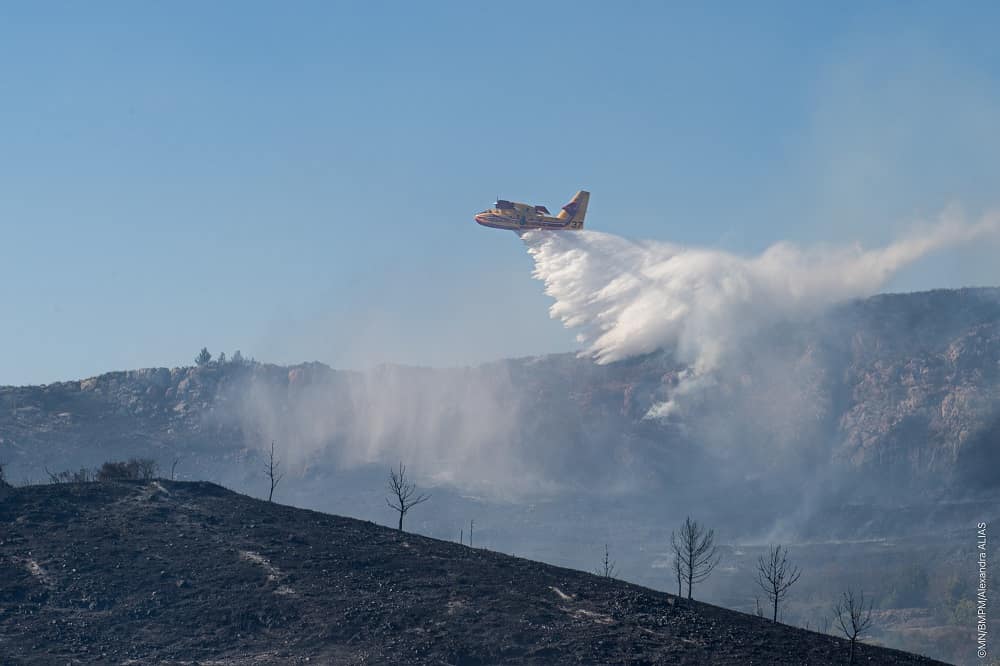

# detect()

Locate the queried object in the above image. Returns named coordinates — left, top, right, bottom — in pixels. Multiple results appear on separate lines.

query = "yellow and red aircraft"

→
left=475, top=190, right=589, bottom=232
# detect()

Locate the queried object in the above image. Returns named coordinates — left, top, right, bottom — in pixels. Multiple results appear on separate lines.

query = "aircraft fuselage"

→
left=475, top=191, right=589, bottom=232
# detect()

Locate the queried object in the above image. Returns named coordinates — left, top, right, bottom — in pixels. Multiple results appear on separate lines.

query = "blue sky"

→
left=3, top=2, right=1000, bottom=385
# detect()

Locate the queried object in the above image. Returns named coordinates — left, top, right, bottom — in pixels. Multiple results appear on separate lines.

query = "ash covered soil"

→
left=0, top=481, right=945, bottom=665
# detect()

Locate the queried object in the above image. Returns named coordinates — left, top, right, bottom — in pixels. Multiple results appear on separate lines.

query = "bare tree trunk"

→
left=755, top=544, right=801, bottom=624
left=671, top=516, right=720, bottom=602
left=686, top=537, right=695, bottom=599
left=265, top=441, right=282, bottom=503
left=386, top=462, right=429, bottom=533
left=834, top=588, right=873, bottom=666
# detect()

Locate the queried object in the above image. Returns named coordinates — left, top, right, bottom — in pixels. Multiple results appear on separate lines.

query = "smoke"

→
left=227, top=363, right=562, bottom=499
left=221, top=208, right=998, bottom=502
left=523, top=208, right=1000, bottom=418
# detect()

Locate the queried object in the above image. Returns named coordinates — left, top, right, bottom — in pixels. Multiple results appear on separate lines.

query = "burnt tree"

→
left=595, top=544, right=617, bottom=579
left=834, top=588, right=875, bottom=665
left=265, top=441, right=283, bottom=502
left=670, top=516, right=720, bottom=600
left=755, top=544, right=802, bottom=623
left=386, top=462, right=429, bottom=532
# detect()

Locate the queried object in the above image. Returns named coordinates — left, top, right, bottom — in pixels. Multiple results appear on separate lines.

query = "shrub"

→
left=97, top=458, right=159, bottom=481
left=46, top=467, right=97, bottom=483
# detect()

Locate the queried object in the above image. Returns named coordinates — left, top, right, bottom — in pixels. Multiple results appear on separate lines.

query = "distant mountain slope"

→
left=0, top=480, right=945, bottom=665
left=1, top=288, right=998, bottom=504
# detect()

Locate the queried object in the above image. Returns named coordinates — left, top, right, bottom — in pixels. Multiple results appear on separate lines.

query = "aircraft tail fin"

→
left=556, top=190, right=589, bottom=229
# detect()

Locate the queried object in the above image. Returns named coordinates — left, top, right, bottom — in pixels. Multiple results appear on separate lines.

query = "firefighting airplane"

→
left=474, top=190, right=589, bottom=232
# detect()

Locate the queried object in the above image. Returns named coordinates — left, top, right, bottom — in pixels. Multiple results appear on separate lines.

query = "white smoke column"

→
left=523, top=208, right=1000, bottom=417
left=231, top=362, right=561, bottom=499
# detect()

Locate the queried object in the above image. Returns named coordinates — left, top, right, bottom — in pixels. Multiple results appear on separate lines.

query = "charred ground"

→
left=0, top=481, right=943, bottom=665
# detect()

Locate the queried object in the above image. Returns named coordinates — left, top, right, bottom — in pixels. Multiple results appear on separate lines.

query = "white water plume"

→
left=523, top=208, right=1000, bottom=417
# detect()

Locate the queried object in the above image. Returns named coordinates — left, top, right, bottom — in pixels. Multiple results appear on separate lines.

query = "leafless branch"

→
left=265, top=441, right=283, bottom=502
left=595, top=543, right=617, bottom=579
left=670, top=516, right=720, bottom=600
left=386, top=462, right=429, bottom=532
left=755, top=544, right=802, bottom=623
left=834, top=588, right=875, bottom=665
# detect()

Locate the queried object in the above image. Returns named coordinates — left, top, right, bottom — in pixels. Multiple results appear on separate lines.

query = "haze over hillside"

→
left=3, top=288, right=998, bottom=500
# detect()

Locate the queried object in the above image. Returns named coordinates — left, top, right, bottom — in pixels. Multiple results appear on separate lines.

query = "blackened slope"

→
left=0, top=481, right=944, bottom=665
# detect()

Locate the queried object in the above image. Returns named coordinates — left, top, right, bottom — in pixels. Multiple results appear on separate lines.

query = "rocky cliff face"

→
left=1, top=288, right=998, bottom=504
left=827, top=289, right=1000, bottom=488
